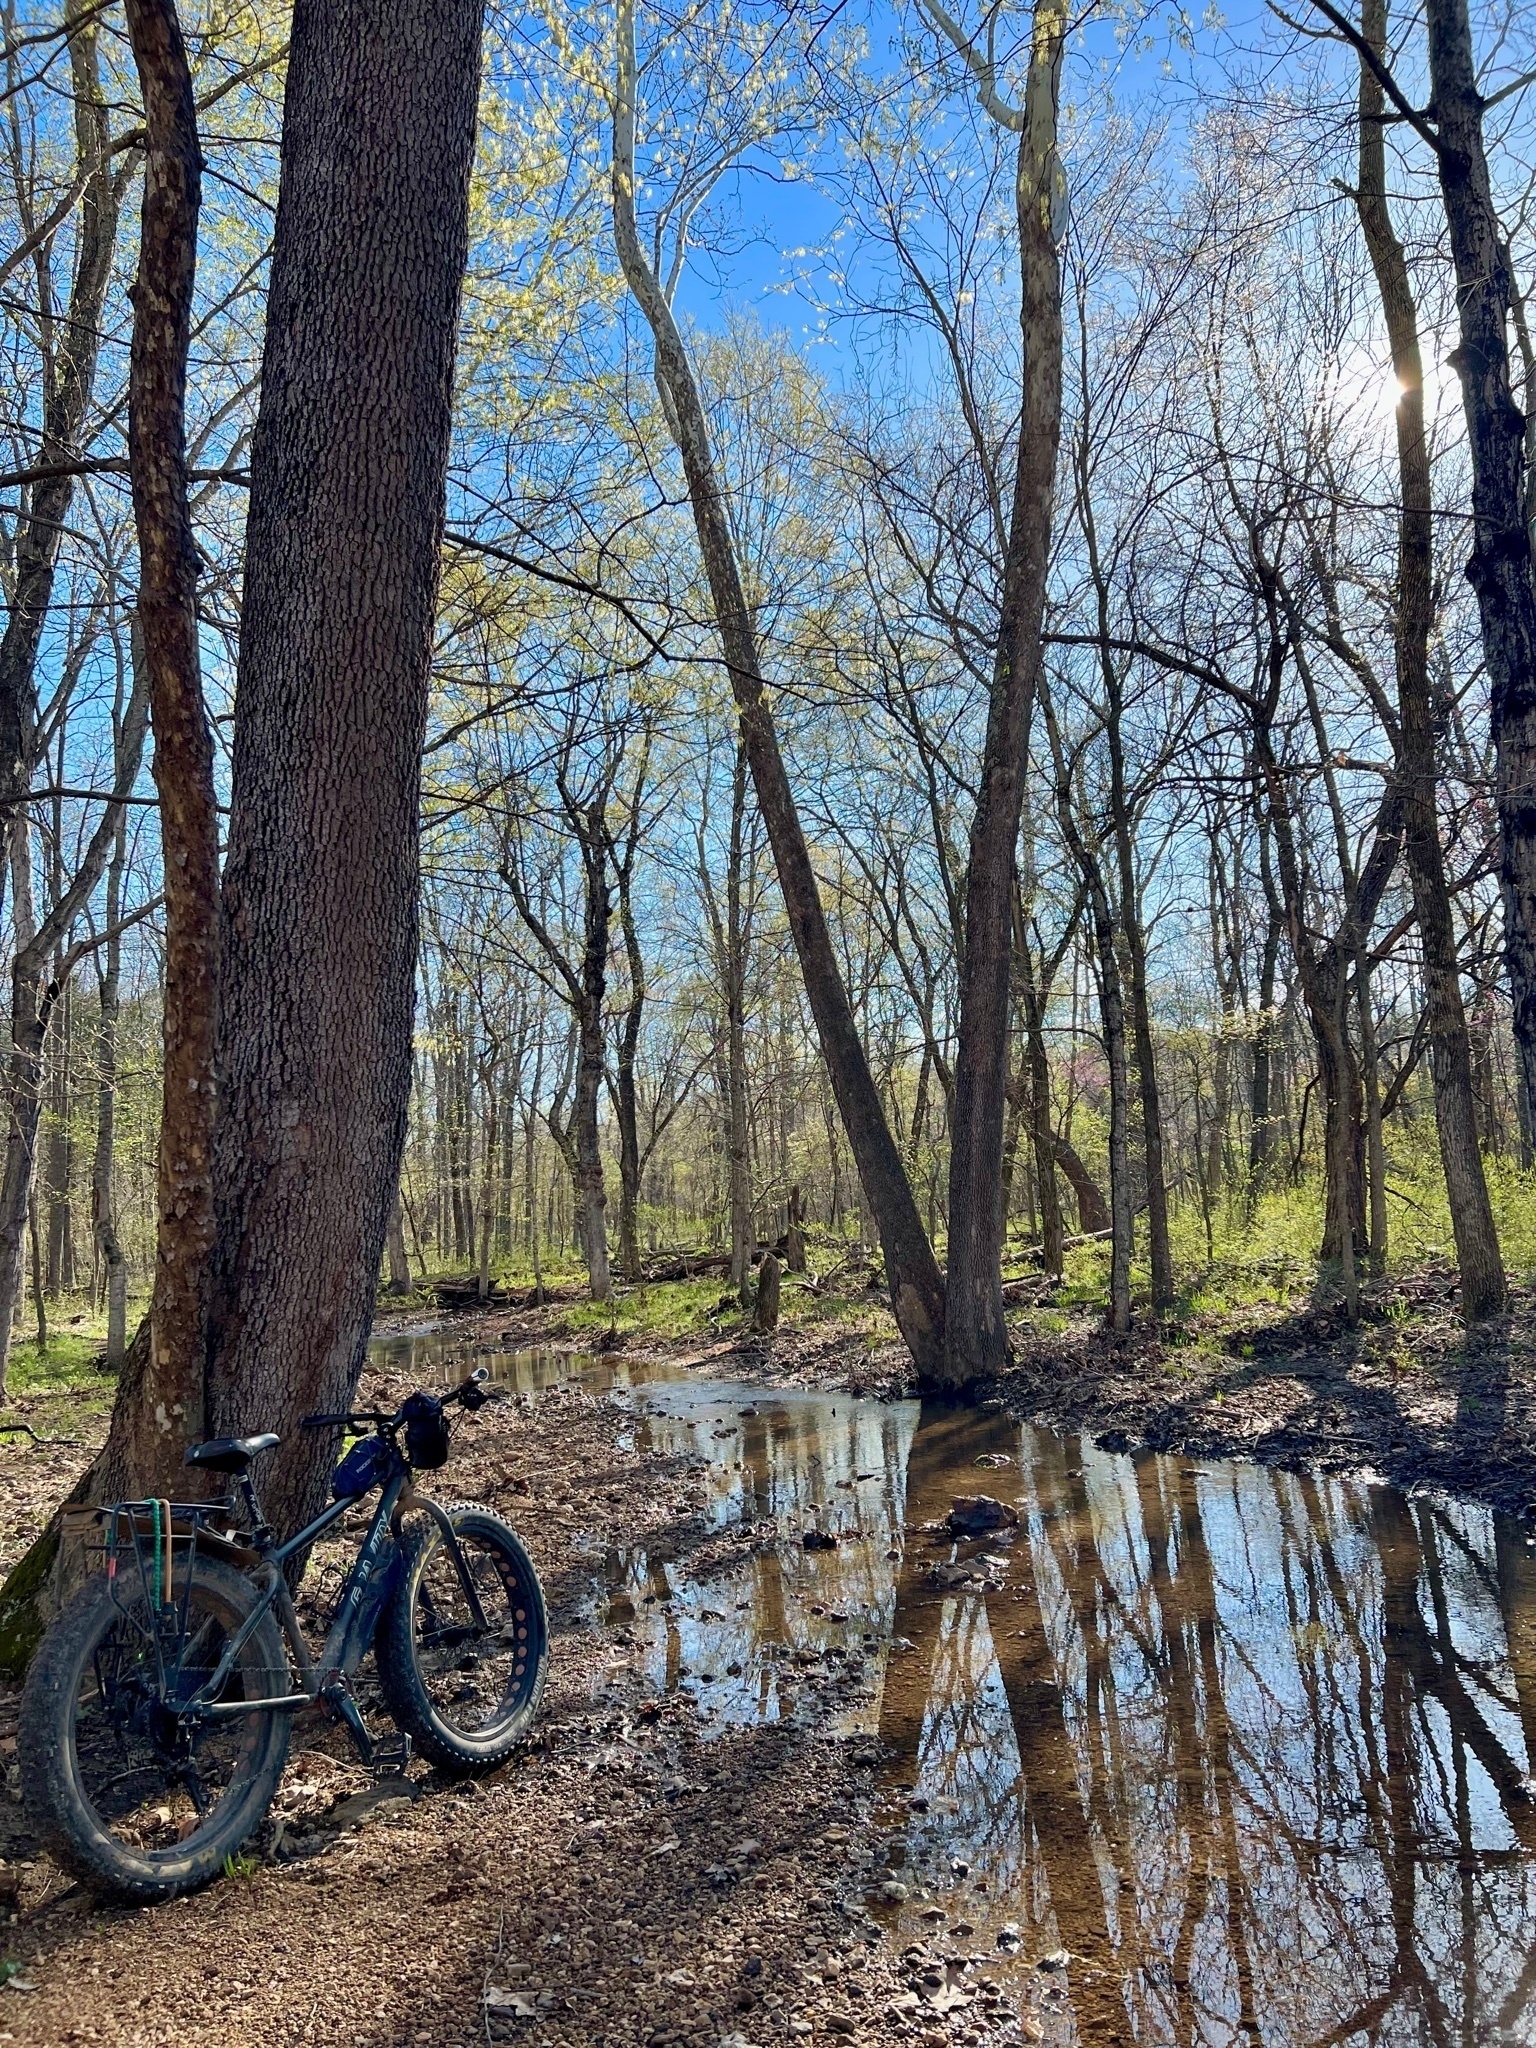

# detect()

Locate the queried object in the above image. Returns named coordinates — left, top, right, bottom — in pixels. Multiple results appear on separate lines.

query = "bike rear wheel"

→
left=377, top=1502, right=547, bottom=1774
left=19, top=1555, right=291, bottom=1901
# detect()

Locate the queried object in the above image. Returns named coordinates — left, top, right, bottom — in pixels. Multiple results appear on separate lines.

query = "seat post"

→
left=237, top=1470, right=273, bottom=1550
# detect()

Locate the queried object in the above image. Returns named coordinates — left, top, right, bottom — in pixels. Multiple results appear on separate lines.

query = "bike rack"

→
left=101, top=1499, right=239, bottom=1695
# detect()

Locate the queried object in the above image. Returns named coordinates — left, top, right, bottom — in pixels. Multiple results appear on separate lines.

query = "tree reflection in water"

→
left=377, top=1336, right=1536, bottom=2046
left=878, top=1401, right=1536, bottom=2046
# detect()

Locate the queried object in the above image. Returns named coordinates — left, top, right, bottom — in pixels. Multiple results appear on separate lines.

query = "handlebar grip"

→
left=300, top=1413, right=351, bottom=1430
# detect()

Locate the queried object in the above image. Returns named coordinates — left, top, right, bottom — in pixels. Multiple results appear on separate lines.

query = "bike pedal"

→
left=371, top=1733, right=412, bottom=1779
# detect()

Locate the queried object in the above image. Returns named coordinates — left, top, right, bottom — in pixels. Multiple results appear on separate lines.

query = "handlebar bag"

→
left=332, top=1433, right=392, bottom=1500
left=402, top=1391, right=450, bottom=1470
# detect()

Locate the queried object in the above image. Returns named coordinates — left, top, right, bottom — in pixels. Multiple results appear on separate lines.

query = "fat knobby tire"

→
left=19, top=1556, right=291, bottom=1901
left=376, top=1502, right=547, bottom=1775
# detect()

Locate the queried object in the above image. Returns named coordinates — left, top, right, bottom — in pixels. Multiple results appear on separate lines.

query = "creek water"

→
left=370, top=1327, right=1536, bottom=2046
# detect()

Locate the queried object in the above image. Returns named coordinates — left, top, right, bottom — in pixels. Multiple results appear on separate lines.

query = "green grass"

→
left=563, top=1275, right=740, bottom=1340
left=1047, top=1135, right=1536, bottom=1320
left=6, top=1330, right=113, bottom=1396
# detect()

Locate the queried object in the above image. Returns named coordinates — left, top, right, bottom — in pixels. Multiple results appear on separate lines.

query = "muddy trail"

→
left=0, top=1328, right=1533, bottom=2045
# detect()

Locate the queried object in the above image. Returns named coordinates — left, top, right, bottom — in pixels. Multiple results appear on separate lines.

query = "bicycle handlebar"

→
left=300, top=1366, right=493, bottom=1434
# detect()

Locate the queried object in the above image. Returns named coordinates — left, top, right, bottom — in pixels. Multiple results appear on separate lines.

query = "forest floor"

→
left=0, top=1351, right=1040, bottom=2048
left=0, top=1256, right=1529, bottom=2045
left=480, top=1253, right=1536, bottom=1516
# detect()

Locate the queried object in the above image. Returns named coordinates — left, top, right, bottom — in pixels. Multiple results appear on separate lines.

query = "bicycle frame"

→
left=178, top=1462, right=491, bottom=1742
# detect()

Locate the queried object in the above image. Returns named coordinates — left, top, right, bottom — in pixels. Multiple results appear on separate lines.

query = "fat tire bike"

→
left=18, top=1367, right=547, bottom=1901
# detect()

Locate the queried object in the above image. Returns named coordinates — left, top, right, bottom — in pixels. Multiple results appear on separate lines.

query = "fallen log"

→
left=637, top=1251, right=732, bottom=1282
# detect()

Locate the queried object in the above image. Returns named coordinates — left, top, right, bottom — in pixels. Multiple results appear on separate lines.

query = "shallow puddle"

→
left=373, top=1327, right=1536, bottom=2045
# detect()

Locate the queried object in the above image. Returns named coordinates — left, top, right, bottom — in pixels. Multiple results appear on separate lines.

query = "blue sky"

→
left=666, top=0, right=1287, bottom=358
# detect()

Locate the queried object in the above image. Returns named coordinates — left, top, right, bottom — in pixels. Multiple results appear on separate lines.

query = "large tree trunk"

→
left=1422, top=0, right=1536, bottom=1141
left=1354, top=0, right=1506, bottom=1317
left=943, top=0, right=1067, bottom=1383
left=196, top=0, right=485, bottom=1541
left=611, top=0, right=946, bottom=1379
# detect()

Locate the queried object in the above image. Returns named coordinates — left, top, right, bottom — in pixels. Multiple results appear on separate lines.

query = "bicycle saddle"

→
left=184, top=1432, right=281, bottom=1473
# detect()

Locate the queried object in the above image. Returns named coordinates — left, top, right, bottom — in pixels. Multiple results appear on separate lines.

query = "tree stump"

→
left=753, top=1253, right=782, bottom=1333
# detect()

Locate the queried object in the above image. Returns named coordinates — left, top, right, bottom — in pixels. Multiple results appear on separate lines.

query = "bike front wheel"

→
left=376, top=1502, right=547, bottom=1774
left=19, top=1554, right=291, bottom=1901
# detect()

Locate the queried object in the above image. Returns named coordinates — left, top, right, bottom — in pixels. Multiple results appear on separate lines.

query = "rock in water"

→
left=946, top=1495, right=1019, bottom=1535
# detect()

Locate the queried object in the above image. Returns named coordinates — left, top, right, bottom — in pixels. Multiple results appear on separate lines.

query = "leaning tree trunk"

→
left=943, top=0, right=1067, bottom=1383
left=197, top=0, right=485, bottom=1541
left=1354, top=0, right=1506, bottom=1316
left=1422, top=0, right=1536, bottom=1143
left=611, top=0, right=946, bottom=1378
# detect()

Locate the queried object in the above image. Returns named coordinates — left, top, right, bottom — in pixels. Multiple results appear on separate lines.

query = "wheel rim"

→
left=70, top=1586, right=275, bottom=1867
left=412, top=1528, right=541, bottom=1741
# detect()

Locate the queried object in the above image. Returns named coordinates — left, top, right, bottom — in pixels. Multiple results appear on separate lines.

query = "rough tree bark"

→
left=196, top=0, right=486, bottom=1539
left=1353, top=0, right=1506, bottom=1319
left=1421, top=0, right=1536, bottom=1144
left=611, top=0, right=946, bottom=1378
left=935, top=0, right=1069, bottom=1382
left=101, top=0, right=222, bottom=1500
